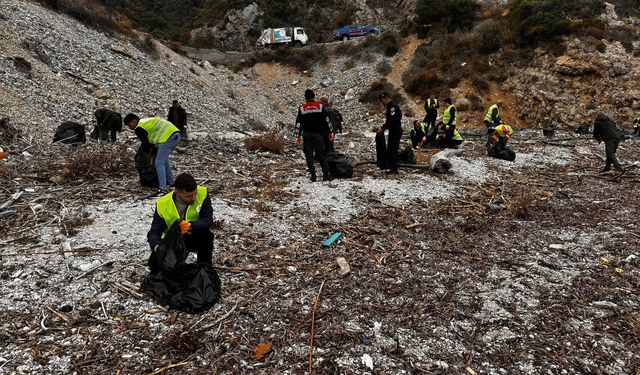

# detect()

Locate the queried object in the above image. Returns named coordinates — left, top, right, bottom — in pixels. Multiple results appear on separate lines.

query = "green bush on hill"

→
left=508, top=0, right=605, bottom=44
left=415, top=0, right=480, bottom=34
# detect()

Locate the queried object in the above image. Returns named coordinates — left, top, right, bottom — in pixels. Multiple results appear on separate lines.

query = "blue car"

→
left=333, top=24, right=380, bottom=41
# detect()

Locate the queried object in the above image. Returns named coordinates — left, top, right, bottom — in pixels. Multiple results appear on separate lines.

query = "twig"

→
left=74, top=261, right=114, bottom=280
left=46, top=305, right=69, bottom=323
left=213, top=265, right=275, bottom=272
left=308, top=279, right=326, bottom=375
left=147, top=360, right=192, bottom=375
left=405, top=222, right=430, bottom=229
left=0, top=191, right=23, bottom=210
left=199, top=302, right=239, bottom=332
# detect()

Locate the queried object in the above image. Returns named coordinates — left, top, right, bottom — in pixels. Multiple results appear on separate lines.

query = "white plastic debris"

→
left=361, top=354, right=373, bottom=370
left=549, top=244, right=565, bottom=250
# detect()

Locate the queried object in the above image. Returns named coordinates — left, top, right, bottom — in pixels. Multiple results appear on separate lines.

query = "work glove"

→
left=295, top=136, right=301, bottom=146
left=328, top=133, right=335, bottom=142
left=179, top=220, right=191, bottom=234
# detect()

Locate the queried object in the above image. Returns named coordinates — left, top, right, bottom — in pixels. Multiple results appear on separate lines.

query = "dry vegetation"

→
left=244, top=132, right=285, bottom=154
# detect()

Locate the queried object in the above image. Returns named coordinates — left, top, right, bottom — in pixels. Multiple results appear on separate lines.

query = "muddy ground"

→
left=0, top=130, right=639, bottom=375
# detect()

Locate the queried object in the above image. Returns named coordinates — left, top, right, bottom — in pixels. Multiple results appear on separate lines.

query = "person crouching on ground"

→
left=410, top=120, right=427, bottom=149
left=147, top=173, right=213, bottom=273
left=124, top=114, right=181, bottom=194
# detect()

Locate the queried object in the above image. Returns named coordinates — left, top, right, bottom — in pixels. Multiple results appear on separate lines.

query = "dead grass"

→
left=507, top=196, right=533, bottom=219
left=59, top=145, right=134, bottom=180
left=244, top=132, right=285, bottom=154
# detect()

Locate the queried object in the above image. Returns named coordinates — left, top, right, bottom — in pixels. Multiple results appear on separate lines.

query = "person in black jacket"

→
left=377, top=92, right=403, bottom=174
left=91, top=108, right=122, bottom=142
left=168, top=100, right=188, bottom=142
left=147, top=173, right=214, bottom=273
left=295, top=89, right=334, bottom=182
left=593, top=113, right=624, bottom=172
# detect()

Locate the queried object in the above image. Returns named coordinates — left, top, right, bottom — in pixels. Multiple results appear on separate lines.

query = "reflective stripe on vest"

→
left=156, top=186, right=207, bottom=238
left=137, top=117, right=179, bottom=145
left=491, top=124, right=513, bottom=145
left=427, top=98, right=438, bottom=109
left=484, top=104, right=499, bottom=123
left=443, top=105, right=457, bottom=125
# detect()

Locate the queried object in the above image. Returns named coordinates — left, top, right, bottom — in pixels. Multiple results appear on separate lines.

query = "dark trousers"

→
left=604, top=139, right=621, bottom=169
left=410, top=133, right=425, bottom=148
left=303, top=132, right=329, bottom=177
left=387, top=132, right=402, bottom=171
left=424, top=109, right=437, bottom=128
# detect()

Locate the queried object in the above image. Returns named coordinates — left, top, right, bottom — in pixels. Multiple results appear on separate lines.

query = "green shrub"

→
left=378, top=31, right=401, bottom=56
left=595, top=40, right=606, bottom=53
left=404, top=71, right=446, bottom=97
left=359, top=79, right=404, bottom=105
left=508, top=0, right=605, bottom=45
left=415, top=0, right=480, bottom=33
left=477, top=19, right=507, bottom=54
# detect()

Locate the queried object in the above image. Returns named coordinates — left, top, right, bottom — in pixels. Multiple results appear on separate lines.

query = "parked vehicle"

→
left=333, top=24, right=380, bottom=41
left=256, top=27, right=308, bottom=48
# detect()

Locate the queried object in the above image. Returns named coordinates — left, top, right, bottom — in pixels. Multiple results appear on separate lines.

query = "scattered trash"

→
left=254, top=342, right=273, bottom=361
left=322, top=232, right=342, bottom=247
left=291, top=80, right=300, bottom=86
left=336, top=257, right=350, bottom=276
left=624, top=254, right=637, bottom=262
left=615, top=267, right=623, bottom=273
left=361, top=354, right=373, bottom=370
left=600, top=257, right=609, bottom=265
left=466, top=367, right=478, bottom=375
left=549, top=244, right=565, bottom=250
left=592, top=301, right=617, bottom=308
left=361, top=338, right=371, bottom=345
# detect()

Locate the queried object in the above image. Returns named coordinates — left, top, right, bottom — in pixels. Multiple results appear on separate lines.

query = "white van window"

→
left=297, top=29, right=304, bottom=34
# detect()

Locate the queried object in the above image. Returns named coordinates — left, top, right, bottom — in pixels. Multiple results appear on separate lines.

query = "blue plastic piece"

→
left=322, top=232, right=342, bottom=247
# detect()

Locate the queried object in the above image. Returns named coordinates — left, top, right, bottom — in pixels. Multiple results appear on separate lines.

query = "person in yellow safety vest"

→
left=410, top=120, right=427, bottom=148
left=439, top=97, right=463, bottom=148
left=488, top=123, right=513, bottom=157
left=423, top=93, right=439, bottom=129
left=634, top=115, right=640, bottom=136
left=125, top=113, right=181, bottom=195
left=484, top=101, right=503, bottom=145
left=147, top=173, right=214, bottom=273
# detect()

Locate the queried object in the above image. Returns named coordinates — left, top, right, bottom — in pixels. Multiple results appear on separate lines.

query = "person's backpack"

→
left=143, top=222, right=222, bottom=314
left=135, top=146, right=159, bottom=187
left=53, top=122, right=86, bottom=145
left=327, top=152, right=353, bottom=178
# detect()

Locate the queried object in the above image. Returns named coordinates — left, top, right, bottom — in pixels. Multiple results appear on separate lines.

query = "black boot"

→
left=323, top=173, right=333, bottom=181
left=310, top=173, right=317, bottom=182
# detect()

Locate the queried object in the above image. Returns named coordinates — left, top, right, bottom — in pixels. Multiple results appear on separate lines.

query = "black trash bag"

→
left=375, top=132, right=388, bottom=170
left=489, top=147, right=516, bottom=162
left=53, top=122, right=86, bottom=145
left=148, top=221, right=188, bottom=273
left=143, top=223, right=222, bottom=314
left=398, top=146, right=417, bottom=164
left=135, top=146, right=159, bottom=187
left=327, top=152, right=353, bottom=178
left=576, top=123, right=591, bottom=135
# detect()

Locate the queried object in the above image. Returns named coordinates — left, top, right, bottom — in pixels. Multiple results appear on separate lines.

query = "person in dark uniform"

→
left=593, top=113, right=624, bottom=172
left=633, top=115, right=640, bottom=136
left=91, top=108, right=122, bottom=142
left=168, top=100, right=188, bottom=142
left=377, top=92, right=402, bottom=174
left=295, top=89, right=334, bottom=182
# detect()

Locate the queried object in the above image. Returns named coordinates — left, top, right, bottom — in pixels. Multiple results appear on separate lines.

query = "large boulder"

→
left=189, top=2, right=263, bottom=51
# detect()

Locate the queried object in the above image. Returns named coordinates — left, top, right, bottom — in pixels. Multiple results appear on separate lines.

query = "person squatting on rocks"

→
left=439, top=97, right=463, bottom=149
left=487, top=123, right=513, bottom=159
left=125, top=114, right=181, bottom=193
left=295, top=89, right=335, bottom=182
left=147, top=173, right=214, bottom=273
left=167, top=100, right=188, bottom=142
left=410, top=120, right=427, bottom=149
left=593, top=113, right=624, bottom=172
left=377, top=92, right=402, bottom=174
left=484, top=101, right=502, bottom=146
left=633, top=115, right=640, bottom=136
left=423, top=93, right=439, bottom=129
left=91, top=108, right=122, bottom=142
